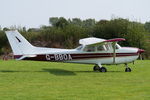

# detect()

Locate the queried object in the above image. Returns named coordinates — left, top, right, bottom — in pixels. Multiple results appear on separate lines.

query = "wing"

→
left=79, top=37, right=125, bottom=46
left=79, top=37, right=106, bottom=46
left=86, top=38, right=125, bottom=46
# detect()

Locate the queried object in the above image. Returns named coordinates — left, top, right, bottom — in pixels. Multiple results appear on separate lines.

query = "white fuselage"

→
left=15, top=45, right=139, bottom=65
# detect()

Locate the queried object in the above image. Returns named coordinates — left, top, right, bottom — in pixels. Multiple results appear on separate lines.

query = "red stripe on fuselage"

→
left=14, top=55, right=23, bottom=59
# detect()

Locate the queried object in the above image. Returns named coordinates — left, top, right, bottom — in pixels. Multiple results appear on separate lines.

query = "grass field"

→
left=0, top=60, right=149, bottom=100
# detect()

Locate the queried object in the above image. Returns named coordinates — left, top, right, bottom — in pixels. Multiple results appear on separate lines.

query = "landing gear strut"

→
left=93, top=64, right=107, bottom=72
left=125, top=63, right=131, bottom=72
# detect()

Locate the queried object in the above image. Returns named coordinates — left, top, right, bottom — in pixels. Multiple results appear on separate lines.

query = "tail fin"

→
left=5, top=30, right=34, bottom=55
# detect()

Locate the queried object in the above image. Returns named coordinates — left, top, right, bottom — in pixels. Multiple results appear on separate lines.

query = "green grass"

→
left=0, top=60, right=150, bottom=100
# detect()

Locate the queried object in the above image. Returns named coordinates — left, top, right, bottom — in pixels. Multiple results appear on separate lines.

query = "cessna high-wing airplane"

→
left=5, top=30, right=144, bottom=72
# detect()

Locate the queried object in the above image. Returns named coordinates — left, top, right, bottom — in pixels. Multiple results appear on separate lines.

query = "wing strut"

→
left=112, top=42, right=117, bottom=64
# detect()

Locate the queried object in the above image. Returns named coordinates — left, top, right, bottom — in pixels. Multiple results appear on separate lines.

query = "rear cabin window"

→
left=84, top=46, right=95, bottom=52
left=97, top=45, right=105, bottom=51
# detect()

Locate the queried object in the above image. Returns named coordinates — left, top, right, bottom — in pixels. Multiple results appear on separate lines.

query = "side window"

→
left=104, top=44, right=110, bottom=50
left=97, top=45, right=105, bottom=51
left=97, top=43, right=110, bottom=51
left=84, top=46, right=95, bottom=52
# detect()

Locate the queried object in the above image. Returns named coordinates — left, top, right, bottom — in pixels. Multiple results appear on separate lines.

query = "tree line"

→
left=0, top=17, right=150, bottom=59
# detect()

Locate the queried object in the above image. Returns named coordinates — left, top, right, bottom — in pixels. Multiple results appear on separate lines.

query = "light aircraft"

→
left=5, top=30, right=144, bottom=72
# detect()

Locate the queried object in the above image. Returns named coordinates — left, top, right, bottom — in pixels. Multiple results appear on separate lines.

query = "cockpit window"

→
left=97, top=43, right=111, bottom=51
left=104, top=44, right=110, bottom=51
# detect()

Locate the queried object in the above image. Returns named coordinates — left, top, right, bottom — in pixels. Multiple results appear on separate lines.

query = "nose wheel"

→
left=125, top=64, right=131, bottom=72
left=93, top=65, right=107, bottom=72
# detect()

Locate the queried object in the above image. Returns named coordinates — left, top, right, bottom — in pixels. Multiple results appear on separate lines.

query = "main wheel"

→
left=93, top=65, right=100, bottom=71
left=99, top=67, right=107, bottom=72
left=125, top=68, right=131, bottom=72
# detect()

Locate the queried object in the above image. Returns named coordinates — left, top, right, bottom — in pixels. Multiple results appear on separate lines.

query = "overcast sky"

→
left=0, top=0, right=150, bottom=28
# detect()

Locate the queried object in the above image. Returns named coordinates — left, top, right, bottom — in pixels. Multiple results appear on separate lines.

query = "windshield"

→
left=116, top=44, right=121, bottom=49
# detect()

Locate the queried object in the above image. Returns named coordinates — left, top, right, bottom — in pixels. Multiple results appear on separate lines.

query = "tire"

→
left=99, top=67, right=107, bottom=72
left=93, top=66, right=100, bottom=71
left=125, top=68, right=131, bottom=72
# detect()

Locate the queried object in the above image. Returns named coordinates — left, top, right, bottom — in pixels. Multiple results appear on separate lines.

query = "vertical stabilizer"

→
left=5, top=30, right=34, bottom=55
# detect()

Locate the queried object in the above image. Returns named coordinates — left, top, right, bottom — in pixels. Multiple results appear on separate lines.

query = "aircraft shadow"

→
left=0, top=69, right=76, bottom=76
left=0, top=69, right=123, bottom=76
left=42, top=68, right=76, bottom=76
